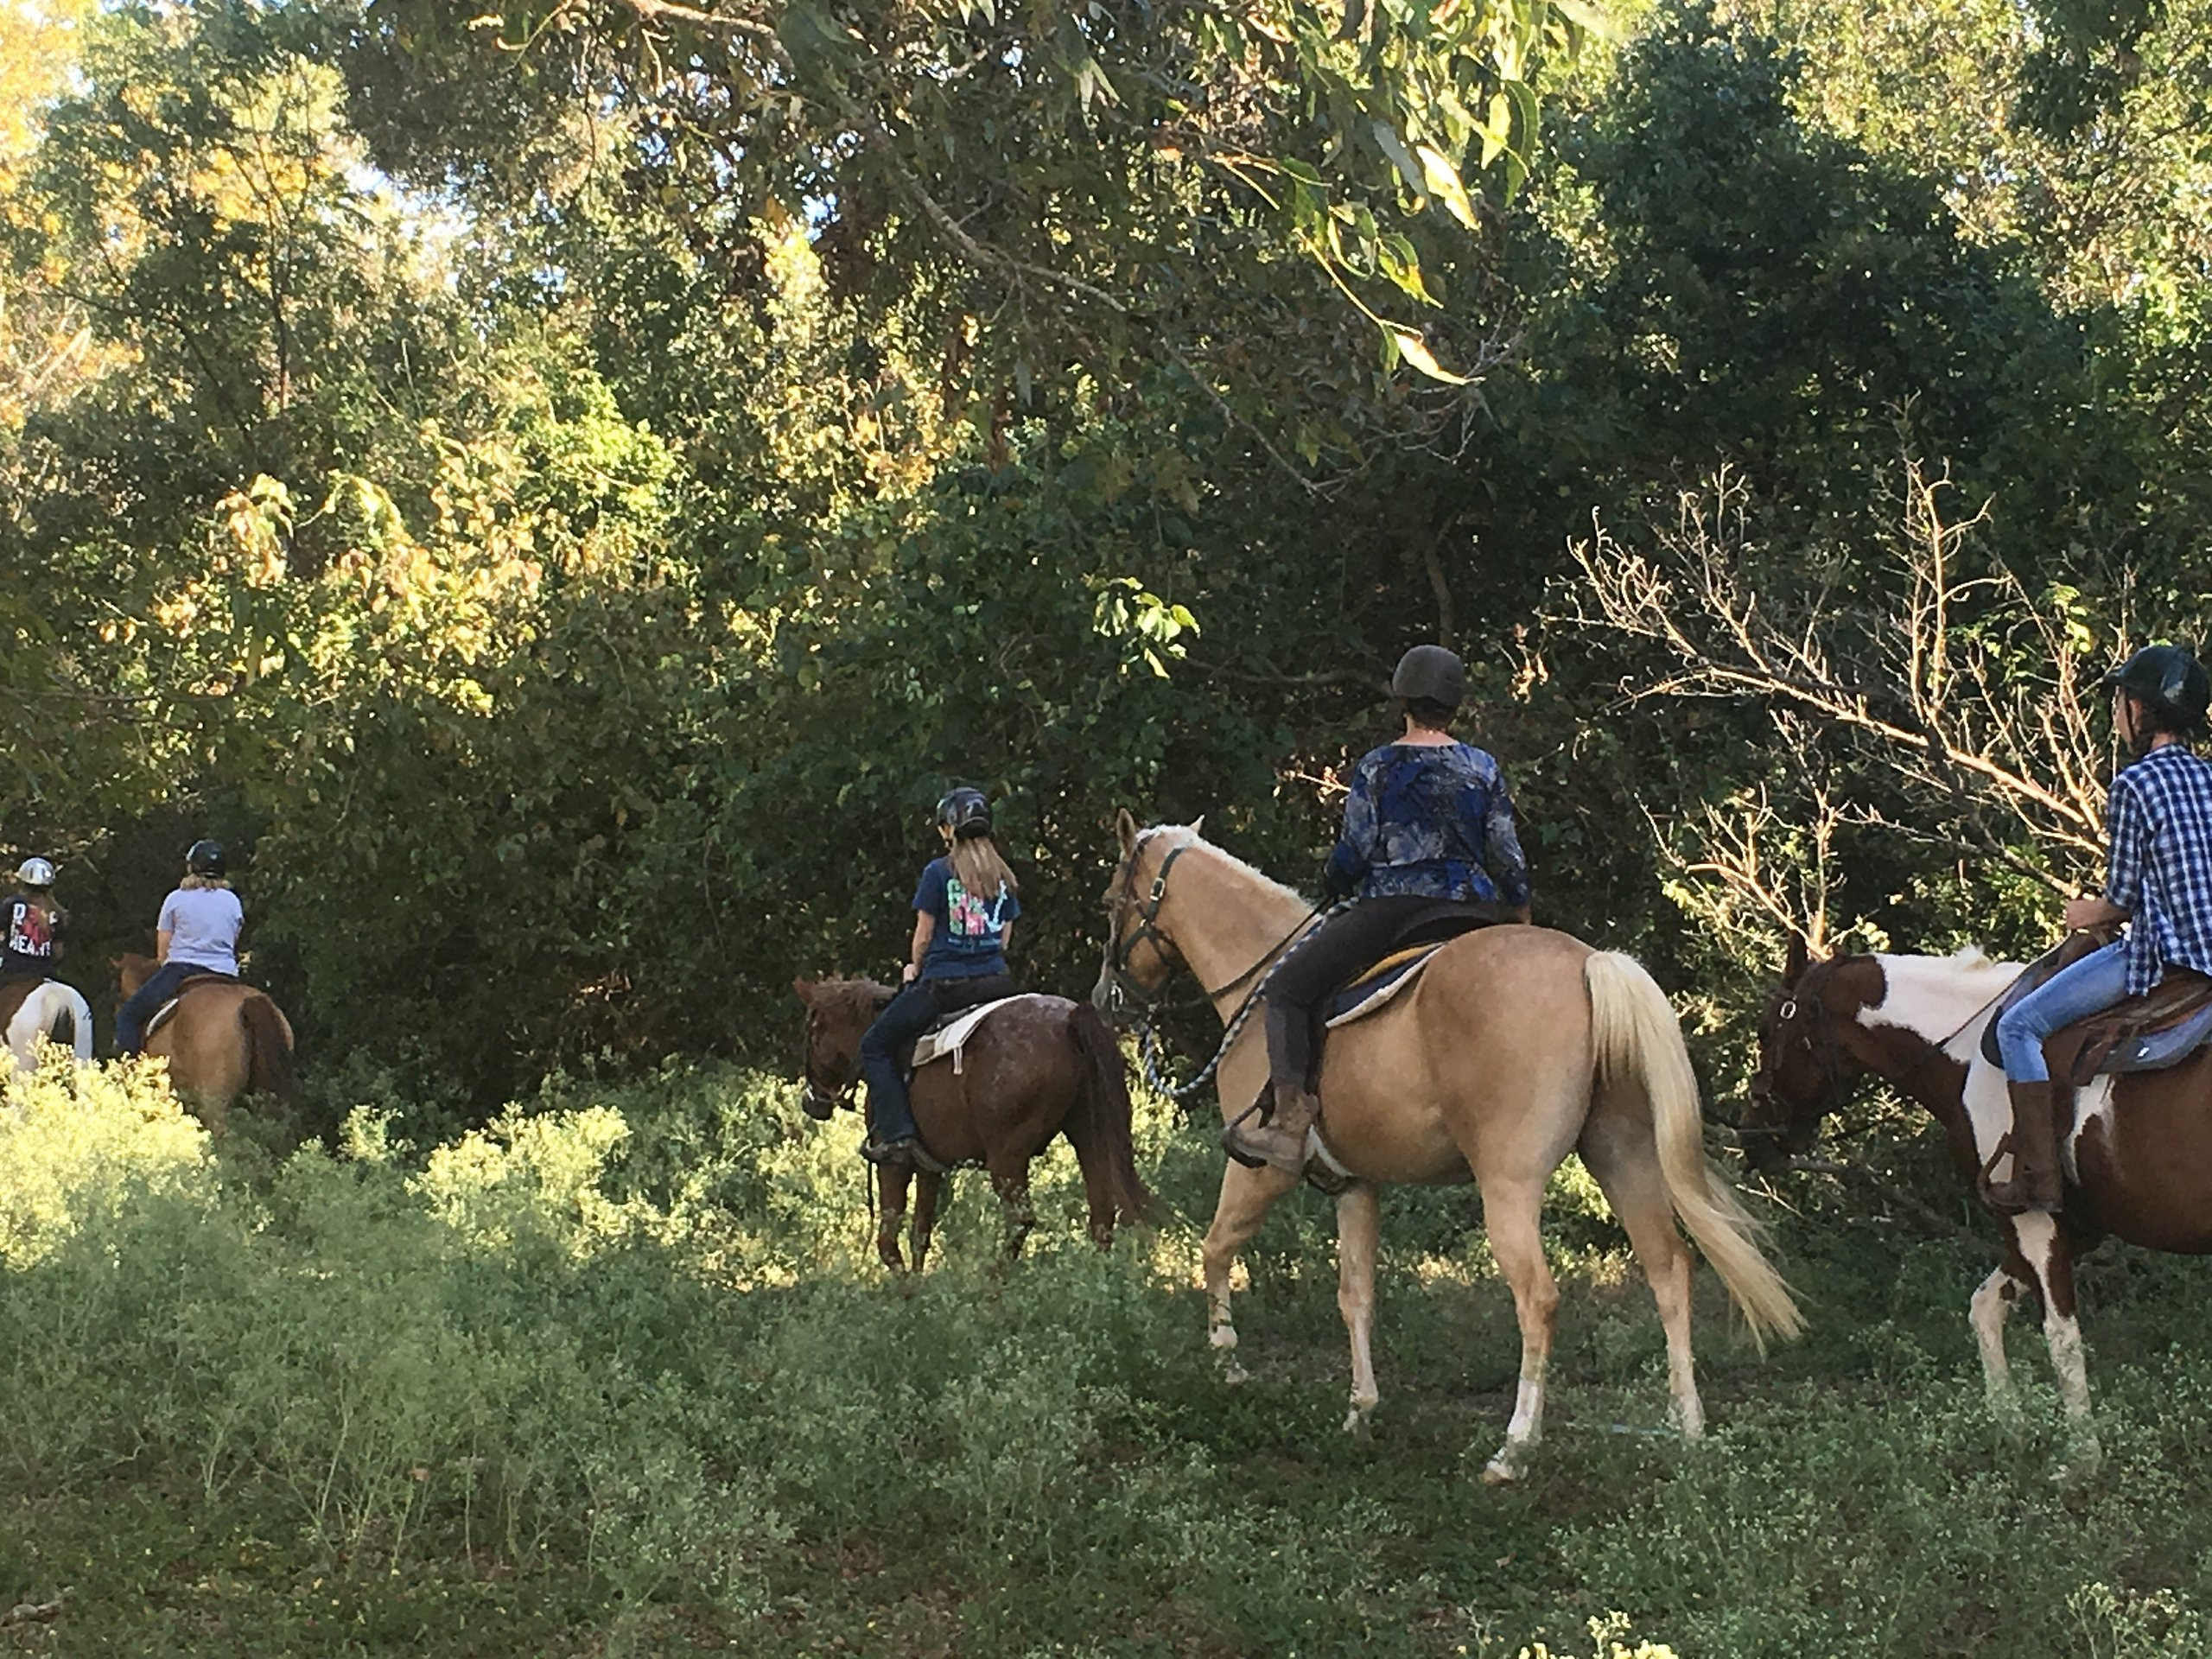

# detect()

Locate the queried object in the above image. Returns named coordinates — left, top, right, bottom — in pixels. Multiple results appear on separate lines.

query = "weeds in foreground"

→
left=1, top=1052, right=2210, bottom=1655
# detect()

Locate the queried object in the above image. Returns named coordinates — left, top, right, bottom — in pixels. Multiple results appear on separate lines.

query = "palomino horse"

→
left=793, top=978, right=1154, bottom=1270
left=1744, top=934, right=2210, bottom=1472
left=117, top=953, right=297, bottom=1130
left=1093, top=816, right=1802, bottom=1480
left=1, top=977, right=93, bottom=1077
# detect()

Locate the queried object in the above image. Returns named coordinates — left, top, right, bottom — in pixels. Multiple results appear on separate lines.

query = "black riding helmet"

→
left=936, top=787, right=994, bottom=840
left=2106, top=645, right=2211, bottom=734
left=185, top=838, right=226, bottom=878
left=1390, top=644, right=1465, bottom=711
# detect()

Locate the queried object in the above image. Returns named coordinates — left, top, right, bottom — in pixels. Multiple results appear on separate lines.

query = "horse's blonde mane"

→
left=1141, top=823, right=1311, bottom=909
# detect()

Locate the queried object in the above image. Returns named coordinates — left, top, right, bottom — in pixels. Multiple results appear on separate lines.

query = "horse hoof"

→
left=1480, top=1453, right=1521, bottom=1485
left=1343, top=1407, right=1375, bottom=1438
left=1222, top=1361, right=1251, bottom=1388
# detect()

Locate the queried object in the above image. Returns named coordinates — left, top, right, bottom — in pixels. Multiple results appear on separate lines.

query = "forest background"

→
left=9, top=0, right=2207, bottom=1110
left=6, top=3, right=2212, bottom=1656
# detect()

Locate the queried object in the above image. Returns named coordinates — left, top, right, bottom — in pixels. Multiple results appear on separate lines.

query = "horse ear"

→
left=1116, top=808, right=1140, bottom=854
left=1190, top=813, right=1206, bottom=838
left=792, top=976, right=817, bottom=1004
left=1784, top=931, right=1809, bottom=985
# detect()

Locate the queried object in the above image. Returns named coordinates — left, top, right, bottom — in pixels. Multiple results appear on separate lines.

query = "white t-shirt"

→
left=159, top=887, right=243, bottom=976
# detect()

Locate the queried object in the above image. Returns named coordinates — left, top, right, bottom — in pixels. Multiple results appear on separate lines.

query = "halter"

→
left=798, top=1007, right=862, bottom=1120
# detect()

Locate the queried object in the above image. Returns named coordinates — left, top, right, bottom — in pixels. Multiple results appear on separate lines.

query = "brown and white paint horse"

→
left=1, top=977, right=93, bottom=1078
left=1094, top=815, right=1802, bottom=1480
left=1743, top=935, right=2212, bottom=1472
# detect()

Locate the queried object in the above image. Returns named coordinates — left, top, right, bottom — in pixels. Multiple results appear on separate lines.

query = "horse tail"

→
left=1584, top=950, right=1804, bottom=1350
left=48, top=986, right=92, bottom=1063
left=1067, top=1003, right=1156, bottom=1224
left=242, top=995, right=299, bottom=1103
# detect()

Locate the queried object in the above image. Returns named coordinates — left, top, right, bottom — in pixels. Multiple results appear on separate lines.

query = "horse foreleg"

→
left=1200, top=1159, right=1299, bottom=1387
left=1336, top=1183, right=1382, bottom=1433
left=2017, top=1214, right=2101, bottom=1478
left=989, top=1162, right=1036, bottom=1262
left=909, top=1168, right=945, bottom=1273
left=875, top=1164, right=913, bottom=1273
left=1480, top=1176, right=1559, bottom=1484
left=1971, top=1255, right=2033, bottom=1424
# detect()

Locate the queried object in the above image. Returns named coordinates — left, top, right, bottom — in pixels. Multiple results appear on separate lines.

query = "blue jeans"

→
left=116, top=962, right=234, bottom=1056
left=859, top=973, right=1014, bottom=1146
left=1994, top=940, right=2131, bottom=1083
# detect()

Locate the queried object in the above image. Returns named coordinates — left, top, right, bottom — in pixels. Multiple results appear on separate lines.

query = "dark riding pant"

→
left=860, top=973, right=1017, bottom=1147
left=1264, top=896, right=1512, bottom=1100
left=116, top=962, right=235, bottom=1057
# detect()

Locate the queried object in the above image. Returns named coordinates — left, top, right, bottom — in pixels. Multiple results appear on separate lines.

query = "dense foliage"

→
left=4, top=0, right=2206, bottom=1096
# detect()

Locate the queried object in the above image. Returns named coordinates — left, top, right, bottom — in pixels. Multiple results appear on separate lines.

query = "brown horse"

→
left=793, top=977, right=1154, bottom=1270
left=1094, top=816, right=1802, bottom=1480
left=1743, top=935, right=2212, bottom=1473
left=117, top=953, right=297, bottom=1132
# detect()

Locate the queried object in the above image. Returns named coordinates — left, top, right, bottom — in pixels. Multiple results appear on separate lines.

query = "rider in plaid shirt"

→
left=1989, top=644, right=2212, bottom=1213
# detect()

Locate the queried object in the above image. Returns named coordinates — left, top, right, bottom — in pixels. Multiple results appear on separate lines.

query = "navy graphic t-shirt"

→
left=912, top=857, right=1020, bottom=980
left=2, top=896, right=58, bottom=977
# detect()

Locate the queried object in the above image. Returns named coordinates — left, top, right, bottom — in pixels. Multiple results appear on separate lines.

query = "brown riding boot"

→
left=1984, top=1078, right=2063, bottom=1215
left=1222, top=1082, right=1319, bottom=1175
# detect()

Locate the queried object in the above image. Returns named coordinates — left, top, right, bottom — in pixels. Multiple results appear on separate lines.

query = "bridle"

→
left=1097, top=829, right=1329, bottom=1102
left=1745, top=965, right=1995, bottom=1153
left=799, top=1009, right=861, bottom=1121
left=1744, top=978, right=1857, bottom=1152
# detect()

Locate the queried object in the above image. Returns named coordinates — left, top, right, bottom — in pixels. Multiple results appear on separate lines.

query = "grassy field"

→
left=0, top=1055, right=2208, bottom=1657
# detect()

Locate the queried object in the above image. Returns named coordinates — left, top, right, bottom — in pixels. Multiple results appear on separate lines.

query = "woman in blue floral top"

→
left=1225, top=645, right=1533, bottom=1174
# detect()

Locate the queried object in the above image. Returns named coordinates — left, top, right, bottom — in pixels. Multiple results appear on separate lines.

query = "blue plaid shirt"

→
left=1325, top=741, right=1531, bottom=906
left=2105, top=743, right=2212, bottom=995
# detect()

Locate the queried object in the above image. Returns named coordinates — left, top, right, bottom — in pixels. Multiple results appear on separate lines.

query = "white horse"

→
left=4, top=980, right=94, bottom=1077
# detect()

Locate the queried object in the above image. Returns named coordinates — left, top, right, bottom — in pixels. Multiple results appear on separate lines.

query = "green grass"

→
left=1, top=1055, right=2209, bottom=1656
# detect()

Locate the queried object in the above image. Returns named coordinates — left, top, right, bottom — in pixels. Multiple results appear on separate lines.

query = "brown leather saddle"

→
left=1980, top=933, right=2212, bottom=1086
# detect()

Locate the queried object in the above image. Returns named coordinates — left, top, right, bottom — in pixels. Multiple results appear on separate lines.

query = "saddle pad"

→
left=910, top=994, right=1045, bottom=1073
left=1325, top=944, right=1446, bottom=1030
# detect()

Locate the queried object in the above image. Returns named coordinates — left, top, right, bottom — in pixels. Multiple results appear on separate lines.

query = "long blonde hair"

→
left=180, top=874, right=232, bottom=892
left=949, top=832, right=1018, bottom=899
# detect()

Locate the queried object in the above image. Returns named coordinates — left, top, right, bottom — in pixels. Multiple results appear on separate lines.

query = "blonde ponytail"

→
left=950, top=833, right=1018, bottom=899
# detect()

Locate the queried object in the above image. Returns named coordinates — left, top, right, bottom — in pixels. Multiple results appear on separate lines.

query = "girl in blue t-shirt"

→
left=859, top=788, right=1022, bottom=1166
left=117, top=839, right=245, bottom=1056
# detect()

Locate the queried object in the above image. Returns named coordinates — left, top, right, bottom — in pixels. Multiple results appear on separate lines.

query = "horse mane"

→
left=808, top=977, right=897, bottom=1024
left=1141, top=823, right=1312, bottom=908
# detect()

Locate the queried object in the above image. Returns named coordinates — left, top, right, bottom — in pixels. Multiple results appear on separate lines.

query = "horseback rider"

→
left=1224, top=645, right=1534, bottom=1174
left=116, top=839, right=245, bottom=1058
left=2, top=858, right=65, bottom=984
left=1987, top=644, right=2212, bottom=1213
left=857, top=788, right=1022, bottom=1166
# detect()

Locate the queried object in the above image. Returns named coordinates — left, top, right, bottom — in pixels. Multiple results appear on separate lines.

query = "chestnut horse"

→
left=1744, top=935, right=2212, bottom=1473
left=117, top=953, right=297, bottom=1130
left=793, top=978, right=1153, bottom=1270
left=1093, top=816, right=1802, bottom=1480
left=2, top=977, right=93, bottom=1077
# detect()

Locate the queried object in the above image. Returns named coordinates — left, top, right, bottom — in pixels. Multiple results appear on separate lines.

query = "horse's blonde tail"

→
left=1585, top=950, right=1804, bottom=1350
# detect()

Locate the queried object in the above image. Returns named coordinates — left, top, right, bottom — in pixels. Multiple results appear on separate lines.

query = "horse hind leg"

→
left=988, top=1157, right=1037, bottom=1262
left=1479, top=1175, right=1560, bottom=1483
left=1201, top=1159, right=1300, bottom=1386
left=1971, top=1247, right=2036, bottom=1427
left=1580, top=1110, right=1704, bottom=1440
left=1337, top=1183, right=1382, bottom=1433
